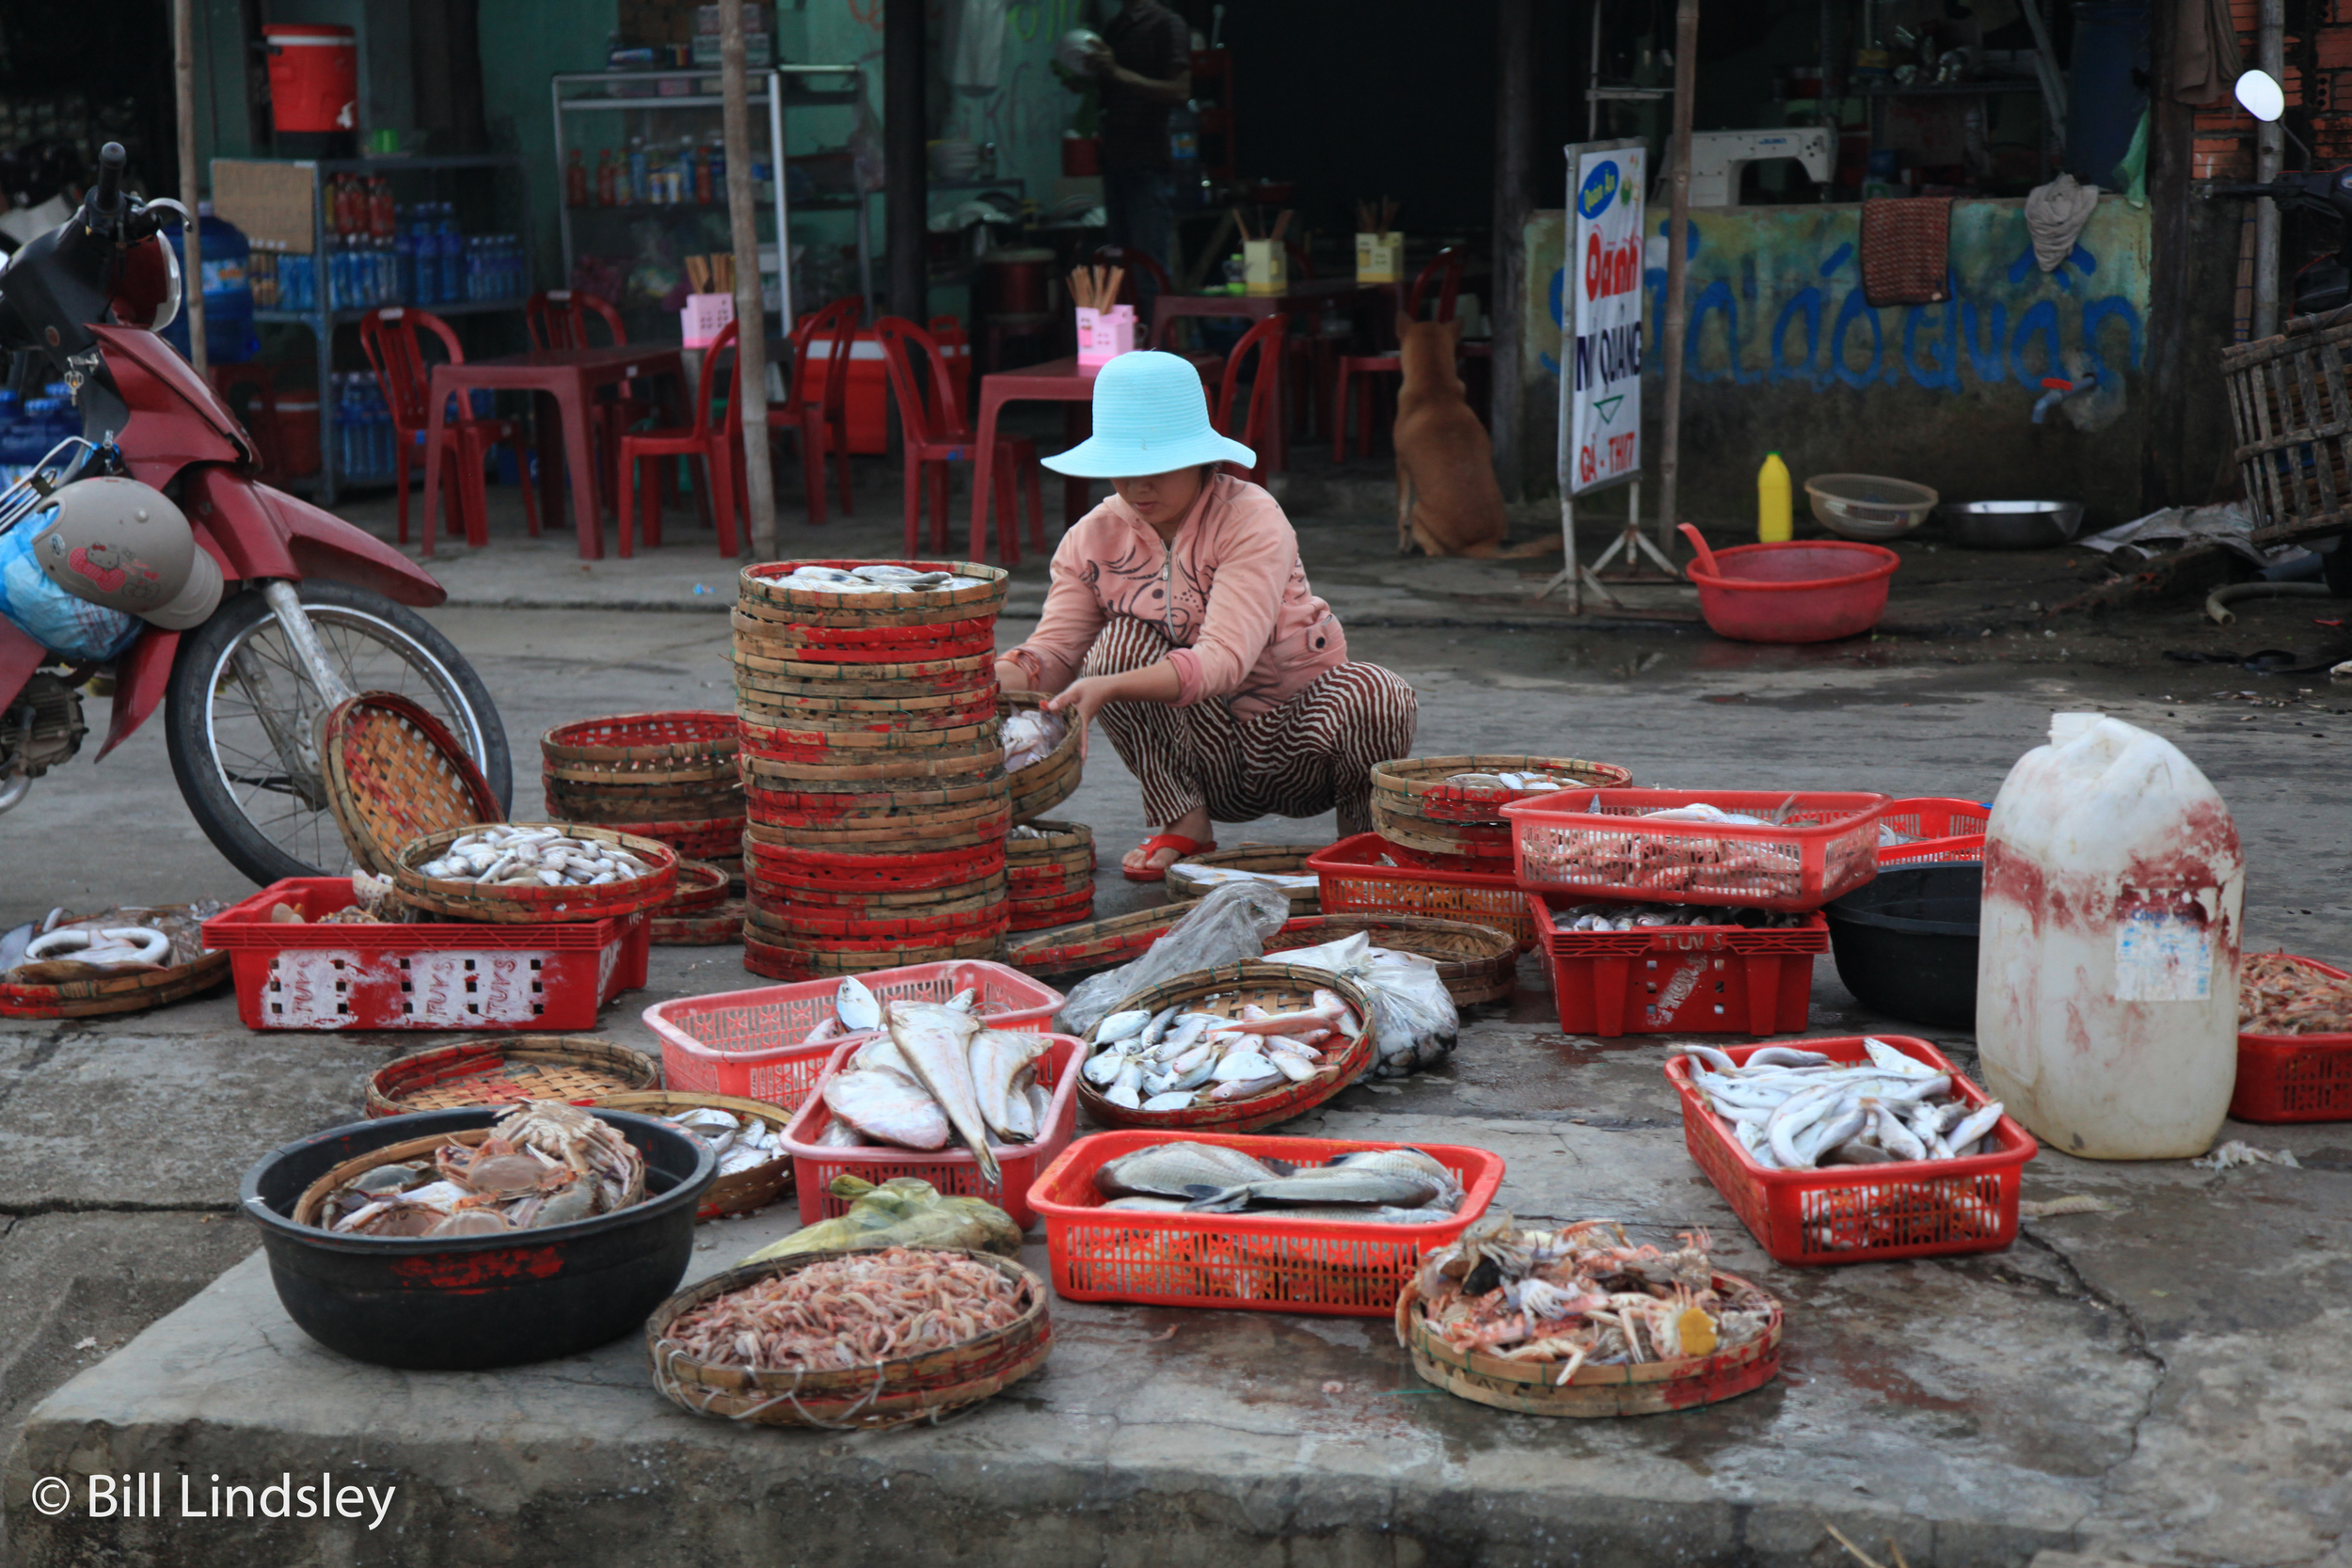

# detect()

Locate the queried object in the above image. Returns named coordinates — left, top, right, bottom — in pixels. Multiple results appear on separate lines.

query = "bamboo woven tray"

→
left=1264, top=913, right=1518, bottom=1006
left=1395, top=1272, right=1782, bottom=1417
left=542, top=711, right=738, bottom=781
left=1371, top=754, right=1633, bottom=859
left=294, top=1123, right=647, bottom=1230
left=548, top=815, right=744, bottom=864
left=729, top=610, right=997, bottom=663
left=545, top=776, right=744, bottom=822
left=744, top=838, right=1008, bottom=894
left=363, top=1035, right=660, bottom=1117
left=739, top=714, right=1001, bottom=761
left=745, top=870, right=1009, bottom=914
left=323, top=691, right=504, bottom=877
left=1005, top=906, right=1184, bottom=984
left=1165, top=845, right=1326, bottom=915
left=1007, top=820, right=1094, bottom=870
left=0, top=948, right=230, bottom=1020
left=391, top=825, right=680, bottom=924
left=740, top=745, right=1006, bottom=790
left=743, top=805, right=1012, bottom=854
left=646, top=1245, right=1048, bottom=1429
left=652, top=901, right=745, bottom=946
left=1001, top=692, right=1082, bottom=824
left=1076, top=961, right=1375, bottom=1133
left=744, top=927, right=1007, bottom=980
left=736, top=686, right=1001, bottom=727
left=737, top=559, right=1009, bottom=626
left=663, top=861, right=733, bottom=914
left=592, top=1090, right=793, bottom=1220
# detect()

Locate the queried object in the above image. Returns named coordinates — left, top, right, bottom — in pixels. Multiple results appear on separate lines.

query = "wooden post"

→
left=721, top=0, right=775, bottom=557
left=2253, top=0, right=2284, bottom=339
left=1654, top=0, right=1699, bottom=551
left=885, top=0, right=928, bottom=320
left=1489, top=0, right=1535, bottom=500
left=175, top=0, right=206, bottom=376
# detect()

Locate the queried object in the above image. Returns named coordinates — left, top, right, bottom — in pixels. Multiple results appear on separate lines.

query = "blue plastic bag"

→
left=0, top=517, right=140, bottom=661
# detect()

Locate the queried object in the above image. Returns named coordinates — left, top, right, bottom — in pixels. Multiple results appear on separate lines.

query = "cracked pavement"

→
left=3, top=489, right=2350, bottom=1565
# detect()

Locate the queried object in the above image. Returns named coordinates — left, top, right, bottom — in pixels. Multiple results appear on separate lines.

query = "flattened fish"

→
left=886, top=999, right=999, bottom=1181
left=1095, top=1140, right=1290, bottom=1199
left=1186, top=1166, right=1448, bottom=1212
left=821, top=1067, right=949, bottom=1150
left=970, top=1030, right=1051, bottom=1143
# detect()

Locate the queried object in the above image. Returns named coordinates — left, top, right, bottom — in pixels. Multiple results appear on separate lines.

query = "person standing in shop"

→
left=1082, top=0, right=1191, bottom=309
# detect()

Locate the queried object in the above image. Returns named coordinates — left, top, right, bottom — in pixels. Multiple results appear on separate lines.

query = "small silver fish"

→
left=1096, top=1009, right=1152, bottom=1043
left=835, top=975, right=882, bottom=1031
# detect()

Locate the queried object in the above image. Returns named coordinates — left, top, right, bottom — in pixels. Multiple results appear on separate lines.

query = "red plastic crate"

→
left=1307, top=832, right=1535, bottom=949
left=780, top=1036, right=1082, bottom=1228
left=1880, top=833, right=1984, bottom=866
left=640, top=958, right=1064, bottom=1108
left=203, top=879, right=648, bottom=1031
left=2231, top=955, right=2352, bottom=1123
left=1501, top=789, right=1889, bottom=911
left=1531, top=895, right=1826, bottom=1037
left=1029, top=1130, right=1506, bottom=1316
left=1664, top=1035, right=2037, bottom=1266
left=1878, top=798, right=1989, bottom=865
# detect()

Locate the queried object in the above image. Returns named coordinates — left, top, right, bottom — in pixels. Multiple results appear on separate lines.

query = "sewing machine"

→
left=1683, top=127, right=1836, bottom=207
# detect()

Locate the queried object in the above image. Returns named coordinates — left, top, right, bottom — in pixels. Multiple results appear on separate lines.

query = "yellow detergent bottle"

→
left=1757, top=452, right=1793, bottom=542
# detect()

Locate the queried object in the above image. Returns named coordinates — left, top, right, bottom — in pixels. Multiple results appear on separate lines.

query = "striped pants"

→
left=1082, top=618, right=1418, bottom=835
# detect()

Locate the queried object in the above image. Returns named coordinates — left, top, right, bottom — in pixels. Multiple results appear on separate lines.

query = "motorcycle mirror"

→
left=2236, top=69, right=2286, bottom=123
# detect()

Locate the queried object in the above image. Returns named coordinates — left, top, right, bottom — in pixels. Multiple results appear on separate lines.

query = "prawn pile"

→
left=1675, top=1039, right=2008, bottom=1170
left=312, top=1101, right=645, bottom=1238
left=764, top=563, right=991, bottom=595
left=1000, top=707, right=1069, bottom=773
left=1517, top=799, right=1872, bottom=903
left=1081, top=989, right=1365, bottom=1113
left=414, top=825, right=657, bottom=889
left=664, top=1246, right=1029, bottom=1370
left=807, top=978, right=1054, bottom=1183
left=1412, top=1214, right=1775, bottom=1379
left=2240, top=952, right=2352, bottom=1036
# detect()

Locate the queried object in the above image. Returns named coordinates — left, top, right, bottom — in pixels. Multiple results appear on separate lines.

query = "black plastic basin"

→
left=241, top=1107, right=715, bottom=1370
left=1825, top=862, right=1982, bottom=1030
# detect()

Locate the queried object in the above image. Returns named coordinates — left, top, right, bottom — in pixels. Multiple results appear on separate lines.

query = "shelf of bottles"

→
left=0, top=381, right=81, bottom=492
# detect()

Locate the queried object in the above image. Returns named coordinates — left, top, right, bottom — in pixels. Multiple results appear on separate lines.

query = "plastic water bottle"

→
left=437, top=205, right=463, bottom=307
left=1757, top=452, right=1792, bottom=542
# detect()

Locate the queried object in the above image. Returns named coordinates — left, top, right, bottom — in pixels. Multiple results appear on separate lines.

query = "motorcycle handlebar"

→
left=92, top=143, right=126, bottom=218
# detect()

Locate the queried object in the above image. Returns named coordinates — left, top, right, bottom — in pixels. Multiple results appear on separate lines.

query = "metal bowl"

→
left=1804, top=474, right=1939, bottom=541
left=1936, top=500, right=2084, bottom=550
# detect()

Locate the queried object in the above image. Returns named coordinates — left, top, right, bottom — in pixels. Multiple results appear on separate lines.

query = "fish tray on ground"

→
left=1264, top=913, right=1518, bottom=1007
left=781, top=1036, right=1083, bottom=1228
left=645, top=1245, right=1048, bottom=1429
left=0, top=942, right=230, bottom=1021
left=364, top=1035, right=659, bottom=1117
left=2232, top=955, right=2352, bottom=1123
left=593, top=1090, right=796, bottom=1220
left=1004, top=906, right=1183, bottom=985
left=1369, top=754, right=1633, bottom=862
left=392, top=825, right=680, bottom=925
left=1308, top=833, right=1536, bottom=948
left=1664, top=1035, right=2037, bottom=1267
left=736, top=559, right=1008, bottom=627
left=1029, top=1131, right=1504, bottom=1316
left=1008, top=887, right=1096, bottom=933
left=1501, top=789, right=1888, bottom=912
left=1530, top=896, right=1827, bottom=1037
left=1395, top=1270, right=1782, bottom=1416
left=650, top=901, right=744, bottom=946
left=743, top=927, right=1006, bottom=982
left=643, top=959, right=1064, bottom=1107
left=1000, top=692, right=1084, bottom=823
left=1165, top=845, right=1325, bottom=915
left=661, top=861, right=732, bottom=914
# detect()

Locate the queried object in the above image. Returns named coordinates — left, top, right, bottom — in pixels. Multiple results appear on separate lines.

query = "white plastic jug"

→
left=1976, top=713, right=2243, bottom=1160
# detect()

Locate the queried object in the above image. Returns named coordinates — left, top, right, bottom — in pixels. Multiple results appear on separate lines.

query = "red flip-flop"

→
left=1122, top=832, right=1217, bottom=882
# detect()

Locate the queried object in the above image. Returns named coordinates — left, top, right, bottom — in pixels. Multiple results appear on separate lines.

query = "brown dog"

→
left=1391, top=316, right=1557, bottom=558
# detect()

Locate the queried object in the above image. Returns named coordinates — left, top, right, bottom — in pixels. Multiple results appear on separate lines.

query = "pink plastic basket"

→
left=640, top=958, right=1064, bottom=1108
left=779, top=1035, right=1082, bottom=1228
left=1501, top=789, right=1889, bottom=911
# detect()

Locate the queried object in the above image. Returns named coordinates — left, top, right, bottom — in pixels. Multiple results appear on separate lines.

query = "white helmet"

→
left=29, top=476, right=223, bottom=631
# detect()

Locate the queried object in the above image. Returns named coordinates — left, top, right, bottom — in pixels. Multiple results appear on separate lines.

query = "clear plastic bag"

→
left=1272, top=930, right=1459, bottom=1077
left=0, top=523, right=139, bottom=662
left=1055, top=880, right=1292, bottom=1037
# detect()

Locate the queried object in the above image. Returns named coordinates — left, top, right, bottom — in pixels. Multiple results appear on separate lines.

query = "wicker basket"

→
left=322, top=691, right=505, bottom=877
left=737, top=560, right=1009, bottom=627
left=1264, top=914, right=1518, bottom=1006
left=652, top=901, right=746, bottom=946
left=1165, top=844, right=1326, bottom=915
left=391, top=824, right=680, bottom=924
left=1000, top=692, right=1082, bottom=824
left=663, top=861, right=733, bottom=913
left=546, top=776, right=744, bottom=823
left=1395, top=1272, right=1783, bottom=1417
left=0, top=948, right=231, bottom=1020
left=746, top=870, right=1010, bottom=914
left=730, top=610, right=998, bottom=664
left=732, top=649, right=995, bottom=696
left=1075, top=961, right=1375, bottom=1133
left=743, top=806, right=1013, bottom=855
left=591, top=1090, right=793, bottom=1220
left=736, top=688, right=1001, bottom=732
left=1007, top=820, right=1094, bottom=902
left=294, top=1124, right=648, bottom=1230
left=363, top=1035, right=660, bottom=1117
left=645, top=1245, right=1049, bottom=1429
left=745, top=889, right=1009, bottom=940
left=1008, top=891, right=1096, bottom=932
left=744, top=927, right=1007, bottom=980
left=740, top=745, right=1006, bottom=792
left=1004, top=906, right=1184, bottom=985
left=739, top=714, right=1000, bottom=763
left=1370, top=755, right=1633, bottom=861
left=543, top=712, right=738, bottom=782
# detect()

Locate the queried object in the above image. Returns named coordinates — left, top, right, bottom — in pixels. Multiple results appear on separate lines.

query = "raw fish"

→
left=884, top=1000, right=1000, bottom=1181
left=821, top=1068, right=951, bottom=1150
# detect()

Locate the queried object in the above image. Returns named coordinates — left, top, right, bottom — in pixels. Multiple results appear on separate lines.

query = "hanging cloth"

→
left=949, top=0, right=1009, bottom=91
left=1859, top=197, right=1955, bottom=308
left=2025, top=173, right=2102, bottom=271
left=2169, top=0, right=2245, bottom=105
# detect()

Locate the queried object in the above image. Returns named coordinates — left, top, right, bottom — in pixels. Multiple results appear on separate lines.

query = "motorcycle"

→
left=0, top=142, right=510, bottom=885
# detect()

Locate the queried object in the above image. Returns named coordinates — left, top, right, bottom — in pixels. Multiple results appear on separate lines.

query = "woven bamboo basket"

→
left=746, top=870, right=1010, bottom=914
left=645, top=1245, right=1048, bottom=1429
left=591, top=1090, right=794, bottom=1220
left=733, top=648, right=995, bottom=693
left=737, top=560, right=1009, bottom=627
left=739, top=744, right=1005, bottom=791
left=1395, top=1273, right=1783, bottom=1417
left=1370, top=755, right=1633, bottom=860
left=391, top=825, right=680, bottom=924
left=729, top=610, right=998, bottom=663
left=736, top=686, right=1001, bottom=729
left=742, top=772, right=1009, bottom=816
left=663, top=861, right=733, bottom=914
left=1008, top=889, right=1096, bottom=933
left=652, top=901, right=746, bottom=946
left=364, top=1035, right=660, bottom=1117
left=1076, top=962, right=1375, bottom=1134
left=1165, top=845, right=1326, bottom=915
left=542, top=712, right=738, bottom=779
left=1004, top=906, right=1184, bottom=984
left=545, top=776, right=745, bottom=823
left=1007, top=820, right=1094, bottom=872
left=746, top=887, right=1009, bottom=938
left=322, top=691, right=505, bottom=877
left=739, top=714, right=1000, bottom=762
left=555, top=815, right=745, bottom=863
left=744, top=837, right=1009, bottom=894
left=1000, top=693, right=1083, bottom=824
left=0, top=948, right=230, bottom=1021
left=1263, top=914, right=1519, bottom=1006
left=745, top=927, right=1007, bottom=980
left=294, top=1124, right=647, bottom=1231
left=743, top=805, right=1012, bottom=855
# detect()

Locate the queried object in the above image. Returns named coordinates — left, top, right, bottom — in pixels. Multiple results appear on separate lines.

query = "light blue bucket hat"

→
left=1041, top=350, right=1257, bottom=478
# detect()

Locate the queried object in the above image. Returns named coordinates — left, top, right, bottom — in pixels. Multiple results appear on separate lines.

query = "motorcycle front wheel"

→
left=166, top=580, right=513, bottom=886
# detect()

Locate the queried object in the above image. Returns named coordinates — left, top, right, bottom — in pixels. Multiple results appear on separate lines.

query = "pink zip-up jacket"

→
left=1000, top=472, right=1347, bottom=720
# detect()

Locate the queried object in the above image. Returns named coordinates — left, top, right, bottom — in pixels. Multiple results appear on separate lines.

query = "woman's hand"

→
left=1042, top=674, right=1120, bottom=730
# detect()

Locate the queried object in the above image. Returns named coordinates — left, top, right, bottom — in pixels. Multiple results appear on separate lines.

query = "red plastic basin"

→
left=1687, top=540, right=1899, bottom=643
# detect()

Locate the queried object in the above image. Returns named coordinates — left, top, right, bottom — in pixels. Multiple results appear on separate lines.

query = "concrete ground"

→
left=2, top=465, right=2348, bottom=1566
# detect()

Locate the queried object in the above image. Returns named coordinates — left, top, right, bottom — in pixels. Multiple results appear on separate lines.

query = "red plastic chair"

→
left=756, top=297, right=860, bottom=524
left=358, top=308, right=539, bottom=548
left=874, top=315, right=1041, bottom=557
left=1102, top=245, right=1224, bottom=383
left=526, top=289, right=647, bottom=517
left=615, top=320, right=738, bottom=558
left=1213, top=313, right=1288, bottom=485
left=1333, top=246, right=1465, bottom=462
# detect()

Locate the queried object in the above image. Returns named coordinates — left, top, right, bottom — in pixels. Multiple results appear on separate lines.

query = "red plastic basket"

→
left=1879, top=833, right=1984, bottom=867
left=781, top=1036, right=1082, bottom=1228
left=1029, top=1130, right=1506, bottom=1316
left=2231, top=955, right=2352, bottom=1123
left=203, top=879, right=648, bottom=1031
left=1664, top=1035, right=2036, bottom=1266
left=1502, top=789, right=1889, bottom=911
left=1877, top=798, right=1990, bottom=865
left=641, top=958, right=1064, bottom=1107
left=1531, top=895, right=1827, bottom=1037
left=1307, top=833, right=1535, bottom=949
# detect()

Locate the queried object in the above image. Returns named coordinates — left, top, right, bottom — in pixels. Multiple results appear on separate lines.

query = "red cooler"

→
left=263, top=24, right=359, bottom=134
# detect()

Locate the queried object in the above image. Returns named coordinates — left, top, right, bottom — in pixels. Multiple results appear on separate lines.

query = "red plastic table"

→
left=967, top=356, right=1104, bottom=567
left=1150, top=278, right=1394, bottom=472
left=419, top=344, right=685, bottom=559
